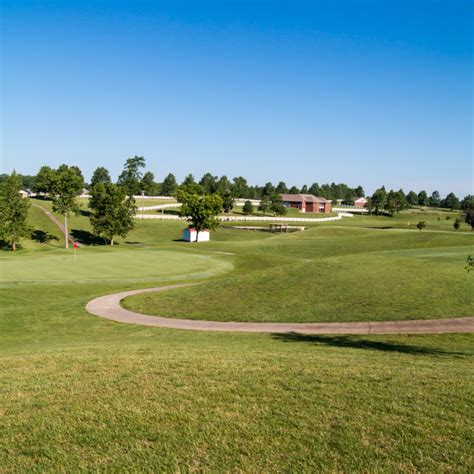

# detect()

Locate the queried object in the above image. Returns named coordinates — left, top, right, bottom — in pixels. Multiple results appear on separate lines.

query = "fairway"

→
left=0, top=248, right=233, bottom=284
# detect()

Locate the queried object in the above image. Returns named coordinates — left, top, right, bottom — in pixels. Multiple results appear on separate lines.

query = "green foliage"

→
left=141, top=171, right=160, bottom=196
left=242, top=200, right=254, bottom=215
left=275, top=181, right=288, bottom=194
left=221, top=191, right=234, bottom=213
left=258, top=195, right=271, bottom=215
left=370, top=186, right=387, bottom=215
left=466, top=255, right=474, bottom=272
left=417, top=190, right=429, bottom=206
left=429, top=190, right=441, bottom=207
left=385, top=189, right=407, bottom=216
left=464, top=209, right=474, bottom=230
left=161, top=173, right=178, bottom=196
left=90, top=166, right=111, bottom=187
left=199, top=172, right=218, bottom=194
left=461, top=195, right=474, bottom=211
left=0, top=172, right=30, bottom=250
left=89, top=183, right=137, bottom=245
left=406, top=191, right=418, bottom=206
left=179, top=191, right=223, bottom=234
left=416, top=220, right=426, bottom=231
left=117, top=156, right=146, bottom=195
left=453, top=218, right=461, bottom=231
left=270, top=194, right=287, bottom=216
left=33, top=166, right=54, bottom=193
left=441, top=192, right=460, bottom=210
left=50, top=164, right=84, bottom=217
left=288, top=185, right=300, bottom=194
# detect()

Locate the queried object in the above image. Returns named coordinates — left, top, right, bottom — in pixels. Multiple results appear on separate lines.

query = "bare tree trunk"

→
left=64, top=214, right=69, bottom=249
left=110, top=237, right=114, bottom=246
left=12, top=242, right=16, bottom=251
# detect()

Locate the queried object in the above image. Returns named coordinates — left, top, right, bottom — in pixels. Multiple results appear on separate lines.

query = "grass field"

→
left=0, top=199, right=473, bottom=471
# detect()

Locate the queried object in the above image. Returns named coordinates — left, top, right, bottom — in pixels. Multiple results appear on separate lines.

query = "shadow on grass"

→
left=272, top=332, right=468, bottom=357
left=70, top=229, right=105, bottom=245
left=79, top=209, right=92, bottom=217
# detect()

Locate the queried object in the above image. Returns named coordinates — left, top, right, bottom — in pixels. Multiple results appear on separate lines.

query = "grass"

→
left=0, top=200, right=473, bottom=471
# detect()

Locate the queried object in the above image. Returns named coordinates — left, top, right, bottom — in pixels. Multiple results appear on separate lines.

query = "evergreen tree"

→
left=232, top=176, right=250, bottom=198
left=141, top=171, right=160, bottom=196
left=117, top=156, right=146, bottom=195
left=199, top=173, right=218, bottom=194
left=89, top=183, right=136, bottom=245
left=0, top=171, right=30, bottom=251
left=262, top=182, right=276, bottom=197
left=309, top=183, right=321, bottom=196
left=270, top=194, right=287, bottom=216
left=418, top=190, right=429, bottom=206
left=90, top=167, right=111, bottom=187
left=441, top=192, right=460, bottom=210
left=406, top=191, right=419, bottom=206
left=161, top=173, right=178, bottom=196
left=221, top=191, right=234, bottom=213
left=429, top=190, right=441, bottom=207
left=370, top=186, right=387, bottom=215
left=300, top=185, right=308, bottom=194
left=258, top=196, right=271, bottom=215
left=275, top=181, right=288, bottom=194
left=288, top=186, right=300, bottom=194
left=242, top=200, right=254, bottom=215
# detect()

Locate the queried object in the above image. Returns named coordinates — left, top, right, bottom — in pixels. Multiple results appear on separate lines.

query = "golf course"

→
left=1, top=198, right=473, bottom=471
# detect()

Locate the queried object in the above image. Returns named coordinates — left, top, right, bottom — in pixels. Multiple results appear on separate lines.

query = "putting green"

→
left=0, top=249, right=233, bottom=285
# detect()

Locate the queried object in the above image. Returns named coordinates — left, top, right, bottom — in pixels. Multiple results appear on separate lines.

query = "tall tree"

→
left=441, top=192, right=460, bottom=210
left=385, top=190, right=405, bottom=216
left=178, top=191, right=223, bottom=239
left=370, top=186, right=387, bottom=215
left=461, top=195, right=474, bottom=211
left=182, top=174, right=196, bottom=186
left=217, top=175, right=232, bottom=195
left=462, top=195, right=474, bottom=231
left=161, top=173, right=178, bottom=196
left=258, top=195, right=271, bottom=215
left=309, top=183, right=321, bottom=196
left=354, top=185, right=365, bottom=197
left=232, top=176, right=250, bottom=198
left=270, top=194, right=287, bottom=216
left=275, top=181, right=288, bottom=194
left=199, top=173, right=218, bottom=194
left=418, top=190, right=429, bottom=206
left=50, top=164, right=84, bottom=249
left=300, top=184, right=308, bottom=194
left=0, top=172, right=30, bottom=251
left=262, top=182, right=276, bottom=197
left=429, top=190, right=441, bottom=207
left=90, top=167, right=111, bottom=187
left=288, top=185, right=300, bottom=194
left=242, top=200, right=254, bottom=215
left=117, top=156, right=146, bottom=195
left=406, top=191, right=418, bottom=206
left=141, top=171, right=160, bottom=196
left=89, top=183, right=136, bottom=245
left=33, top=166, right=54, bottom=194
left=221, top=191, right=234, bottom=213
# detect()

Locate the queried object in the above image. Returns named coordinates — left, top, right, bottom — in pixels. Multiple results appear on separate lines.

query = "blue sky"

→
left=1, top=0, right=472, bottom=195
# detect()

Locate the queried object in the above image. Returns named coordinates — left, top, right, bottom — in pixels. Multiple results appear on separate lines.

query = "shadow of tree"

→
left=79, top=209, right=92, bottom=217
left=70, top=229, right=105, bottom=245
left=31, top=229, right=59, bottom=244
left=272, top=332, right=468, bottom=357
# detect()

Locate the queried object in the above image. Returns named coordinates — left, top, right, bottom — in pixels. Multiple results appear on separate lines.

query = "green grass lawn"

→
left=0, top=201, right=473, bottom=471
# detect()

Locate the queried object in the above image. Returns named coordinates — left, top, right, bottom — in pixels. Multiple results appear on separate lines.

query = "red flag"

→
left=73, top=242, right=78, bottom=249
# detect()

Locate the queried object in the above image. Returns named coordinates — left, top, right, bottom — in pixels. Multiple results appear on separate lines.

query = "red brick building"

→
left=354, top=197, right=368, bottom=209
left=280, top=194, right=332, bottom=213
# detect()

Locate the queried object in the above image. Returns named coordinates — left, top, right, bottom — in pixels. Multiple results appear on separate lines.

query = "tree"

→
left=90, top=167, right=111, bottom=188
left=161, top=173, right=178, bottom=196
left=309, top=183, right=321, bottom=196
left=182, top=174, right=196, bottom=186
left=89, top=183, right=136, bottom=245
left=416, top=220, right=426, bottom=231
left=429, top=190, right=441, bottom=208
left=178, top=191, right=223, bottom=239
left=270, top=194, right=287, bottom=216
left=275, top=181, right=288, bottom=194
left=406, top=191, right=418, bottom=207
left=232, top=176, right=250, bottom=198
left=301, top=185, right=308, bottom=194
left=464, top=209, right=474, bottom=231
left=221, top=191, right=234, bottom=213
left=242, top=200, right=254, bottom=215
left=0, top=171, right=30, bottom=250
left=33, top=166, right=54, bottom=194
left=216, top=175, right=232, bottom=195
left=262, top=182, right=276, bottom=197
left=441, top=192, right=460, bottom=210
left=418, top=190, right=429, bottom=206
left=371, top=186, right=387, bottom=215
left=461, top=195, right=474, bottom=211
left=288, top=186, right=300, bottom=194
left=141, top=171, right=160, bottom=196
left=49, top=164, right=84, bottom=249
left=354, top=185, right=365, bottom=197
left=117, top=156, right=146, bottom=195
left=258, top=196, right=271, bottom=215
left=385, top=190, right=402, bottom=216
left=466, top=255, right=474, bottom=272
left=453, top=218, right=461, bottom=231
left=199, top=173, right=218, bottom=194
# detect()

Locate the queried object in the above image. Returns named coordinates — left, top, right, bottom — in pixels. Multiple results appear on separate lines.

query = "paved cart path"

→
left=86, top=284, right=474, bottom=334
left=32, top=203, right=83, bottom=247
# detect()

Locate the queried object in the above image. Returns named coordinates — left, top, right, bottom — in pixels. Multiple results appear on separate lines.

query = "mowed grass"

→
left=0, top=202, right=473, bottom=471
left=124, top=226, right=474, bottom=323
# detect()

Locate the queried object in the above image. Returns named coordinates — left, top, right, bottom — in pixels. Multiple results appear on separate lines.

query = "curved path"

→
left=86, top=284, right=474, bottom=334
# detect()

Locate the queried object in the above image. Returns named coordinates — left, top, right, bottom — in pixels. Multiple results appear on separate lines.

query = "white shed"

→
left=183, top=228, right=210, bottom=242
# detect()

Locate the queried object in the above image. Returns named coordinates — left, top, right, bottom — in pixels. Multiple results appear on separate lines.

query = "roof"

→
left=354, top=197, right=368, bottom=202
left=280, top=193, right=331, bottom=204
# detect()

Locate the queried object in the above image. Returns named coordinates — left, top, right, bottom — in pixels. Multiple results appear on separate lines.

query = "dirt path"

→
left=86, top=284, right=474, bottom=334
left=32, top=203, right=83, bottom=247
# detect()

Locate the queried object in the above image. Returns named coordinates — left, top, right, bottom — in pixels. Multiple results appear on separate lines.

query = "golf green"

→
left=0, top=248, right=233, bottom=285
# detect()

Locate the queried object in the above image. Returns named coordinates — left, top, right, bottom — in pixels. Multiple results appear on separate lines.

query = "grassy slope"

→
left=0, top=200, right=473, bottom=471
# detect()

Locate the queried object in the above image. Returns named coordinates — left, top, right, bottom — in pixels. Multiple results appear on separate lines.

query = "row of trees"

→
left=367, top=186, right=474, bottom=216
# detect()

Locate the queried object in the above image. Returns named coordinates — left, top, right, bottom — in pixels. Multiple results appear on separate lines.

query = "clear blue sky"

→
left=1, top=0, right=472, bottom=196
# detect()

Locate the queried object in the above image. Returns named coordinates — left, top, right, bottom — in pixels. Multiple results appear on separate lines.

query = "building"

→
left=280, top=194, right=332, bottom=213
left=183, top=227, right=210, bottom=242
left=354, top=197, right=368, bottom=209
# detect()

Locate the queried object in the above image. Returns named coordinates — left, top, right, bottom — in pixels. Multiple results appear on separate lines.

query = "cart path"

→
left=86, top=284, right=474, bottom=334
left=32, top=203, right=83, bottom=247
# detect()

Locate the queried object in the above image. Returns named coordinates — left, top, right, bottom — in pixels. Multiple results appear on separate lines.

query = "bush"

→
left=416, top=221, right=426, bottom=231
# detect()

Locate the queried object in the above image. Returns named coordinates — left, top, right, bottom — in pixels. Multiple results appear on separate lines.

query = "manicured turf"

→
left=0, top=200, right=473, bottom=471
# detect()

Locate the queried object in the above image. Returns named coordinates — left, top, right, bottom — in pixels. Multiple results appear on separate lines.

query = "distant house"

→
left=354, top=197, right=368, bottom=209
left=280, top=194, right=332, bottom=213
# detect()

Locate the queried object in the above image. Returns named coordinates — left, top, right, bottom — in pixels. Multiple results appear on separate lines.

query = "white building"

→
left=182, top=228, right=210, bottom=242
